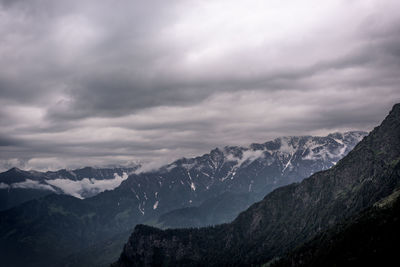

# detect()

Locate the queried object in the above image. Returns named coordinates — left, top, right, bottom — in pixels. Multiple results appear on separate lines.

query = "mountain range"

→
left=112, top=104, right=400, bottom=266
left=0, top=166, right=137, bottom=211
left=0, top=131, right=366, bottom=266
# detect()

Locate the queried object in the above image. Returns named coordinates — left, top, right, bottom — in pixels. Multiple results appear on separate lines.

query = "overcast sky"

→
left=1, top=0, right=400, bottom=171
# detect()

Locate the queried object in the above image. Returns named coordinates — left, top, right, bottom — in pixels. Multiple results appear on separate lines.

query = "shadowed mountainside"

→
left=272, top=185, right=400, bottom=267
left=113, top=103, right=400, bottom=266
left=0, top=131, right=365, bottom=267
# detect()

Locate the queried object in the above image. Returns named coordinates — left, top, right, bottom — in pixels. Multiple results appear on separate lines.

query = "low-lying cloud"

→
left=3, top=179, right=56, bottom=192
left=45, top=172, right=129, bottom=199
left=2, top=172, right=129, bottom=199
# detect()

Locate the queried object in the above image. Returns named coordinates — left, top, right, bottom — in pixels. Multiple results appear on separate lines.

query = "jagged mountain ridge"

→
left=112, top=104, right=400, bottom=267
left=0, top=131, right=365, bottom=267
left=120, top=131, right=365, bottom=219
left=0, top=131, right=363, bottom=213
left=60, top=131, right=366, bottom=265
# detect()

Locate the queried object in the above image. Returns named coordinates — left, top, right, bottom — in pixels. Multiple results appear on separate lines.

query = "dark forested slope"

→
left=114, top=104, right=400, bottom=266
left=272, top=185, right=400, bottom=267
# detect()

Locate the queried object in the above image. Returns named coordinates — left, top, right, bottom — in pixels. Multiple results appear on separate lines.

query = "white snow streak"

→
left=153, top=200, right=159, bottom=209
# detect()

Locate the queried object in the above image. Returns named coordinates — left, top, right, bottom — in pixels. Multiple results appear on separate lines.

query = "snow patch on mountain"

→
left=282, top=153, right=294, bottom=174
left=190, top=182, right=196, bottom=191
left=153, top=200, right=159, bottom=210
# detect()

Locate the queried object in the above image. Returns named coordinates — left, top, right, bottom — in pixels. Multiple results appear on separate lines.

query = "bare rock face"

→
left=113, top=104, right=400, bottom=266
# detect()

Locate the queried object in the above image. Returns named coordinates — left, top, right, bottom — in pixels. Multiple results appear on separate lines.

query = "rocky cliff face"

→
left=113, top=104, right=400, bottom=266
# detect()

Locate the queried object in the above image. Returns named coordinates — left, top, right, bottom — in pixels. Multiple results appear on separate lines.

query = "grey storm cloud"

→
left=1, top=0, right=400, bottom=171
